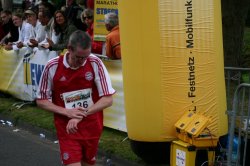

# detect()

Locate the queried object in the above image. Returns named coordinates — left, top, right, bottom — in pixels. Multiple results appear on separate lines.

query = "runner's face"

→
left=71, top=47, right=91, bottom=67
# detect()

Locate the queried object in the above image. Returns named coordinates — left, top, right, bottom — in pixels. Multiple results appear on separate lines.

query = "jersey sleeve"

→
left=90, top=56, right=116, bottom=97
left=36, top=58, right=58, bottom=100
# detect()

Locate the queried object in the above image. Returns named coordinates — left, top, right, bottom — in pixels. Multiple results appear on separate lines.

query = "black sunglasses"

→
left=83, top=16, right=93, bottom=20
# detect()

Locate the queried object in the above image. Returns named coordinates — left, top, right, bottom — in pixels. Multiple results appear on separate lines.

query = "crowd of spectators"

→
left=0, top=0, right=121, bottom=60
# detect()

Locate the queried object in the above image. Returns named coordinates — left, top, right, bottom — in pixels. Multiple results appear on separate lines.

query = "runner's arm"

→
left=81, top=95, right=113, bottom=116
left=36, top=99, right=87, bottom=119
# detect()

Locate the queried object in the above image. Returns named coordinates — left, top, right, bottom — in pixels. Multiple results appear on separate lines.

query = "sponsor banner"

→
left=94, top=0, right=118, bottom=41
left=102, top=59, right=126, bottom=131
left=0, top=48, right=126, bottom=131
left=0, top=48, right=58, bottom=101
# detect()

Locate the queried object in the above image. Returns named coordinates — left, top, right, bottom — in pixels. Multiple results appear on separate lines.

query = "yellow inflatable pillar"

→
left=119, top=0, right=227, bottom=142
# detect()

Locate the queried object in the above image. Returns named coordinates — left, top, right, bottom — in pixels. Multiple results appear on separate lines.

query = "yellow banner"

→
left=102, top=59, right=126, bottom=131
left=0, top=48, right=126, bottom=131
left=0, top=49, right=19, bottom=92
left=94, top=0, right=119, bottom=41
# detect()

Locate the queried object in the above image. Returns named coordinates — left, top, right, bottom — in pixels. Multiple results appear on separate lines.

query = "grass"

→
left=0, top=93, right=142, bottom=164
left=100, top=128, right=142, bottom=162
left=0, top=95, right=55, bottom=131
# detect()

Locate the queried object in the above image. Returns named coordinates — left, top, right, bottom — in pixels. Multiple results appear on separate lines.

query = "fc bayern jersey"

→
left=37, top=52, right=115, bottom=100
left=36, top=52, right=115, bottom=139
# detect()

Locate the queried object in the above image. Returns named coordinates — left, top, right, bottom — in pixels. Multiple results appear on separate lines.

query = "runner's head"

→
left=68, top=30, right=91, bottom=50
left=68, top=30, right=92, bottom=67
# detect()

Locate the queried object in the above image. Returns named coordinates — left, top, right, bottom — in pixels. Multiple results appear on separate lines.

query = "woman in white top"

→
left=4, top=12, right=32, bottom=51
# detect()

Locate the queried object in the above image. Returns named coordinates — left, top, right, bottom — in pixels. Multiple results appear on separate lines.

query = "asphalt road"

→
left=0, top=124, right=141, bottom=166
left=0, top=124, right=62, bottom=166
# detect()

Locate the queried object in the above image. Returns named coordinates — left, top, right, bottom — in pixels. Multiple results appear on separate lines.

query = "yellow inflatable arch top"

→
left=119, top=0, right=227, bottom=142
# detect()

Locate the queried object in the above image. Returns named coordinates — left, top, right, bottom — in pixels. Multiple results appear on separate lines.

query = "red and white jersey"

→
left=36, top=52, right=115, bottom=140
left=37, top=52, right=115, bottom=100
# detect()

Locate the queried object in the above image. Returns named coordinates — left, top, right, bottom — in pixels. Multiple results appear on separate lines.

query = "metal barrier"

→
left=225, top=67, right=250, bottom=110
left=223, top=68, right=250, bottom=166
left=226, top=83, right=250, bottom=166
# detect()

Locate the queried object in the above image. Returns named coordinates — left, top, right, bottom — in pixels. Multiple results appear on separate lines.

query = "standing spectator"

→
left=82, top=8, right=103, bottom=55
left=0, top=21, right=5, bottom=41
left=24, top=8, right=46, bottom=48
left=42, top=10, right=77, bottom=52
left=36, top=30, right=115, bottom=166
left=0, top=10, right=19, bottom=44
left=65, top=0, right=87, bottom=31
left=78, top=0, right=87, bottom=10
left=104, top=12, right=121, bottom=59
left=39, top=9, right=56, bottom=40
left=4, top=12, right=32, bottom=51
left=87, top=0, right=94, bottom=10
left=22, top=0, right=32, bottom=11
left=52, top=0, right=65, bottom=10
left=36, top=10, right=58, bottom=48
left=36, top=0, right=55, bottom=14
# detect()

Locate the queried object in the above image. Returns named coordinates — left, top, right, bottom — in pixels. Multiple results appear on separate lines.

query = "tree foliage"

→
left=222, top=0, right=250, bottom=67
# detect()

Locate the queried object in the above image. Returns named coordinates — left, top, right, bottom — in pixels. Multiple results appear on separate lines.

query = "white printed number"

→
left=72, top=101, right=88, bottom=108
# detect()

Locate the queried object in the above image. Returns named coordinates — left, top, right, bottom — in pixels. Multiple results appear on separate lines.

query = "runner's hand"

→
left=66, top=108, right=86, bottom=119
left=66, top=118, right=81, bottom=134
left=77, top=107, right=88, bottom=117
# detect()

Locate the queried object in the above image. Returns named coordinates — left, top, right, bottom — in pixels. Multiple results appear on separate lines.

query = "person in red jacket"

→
left=36, top=30, right=115, bottom=166
left=87, top=0, right=94, bottom=10
left=81, top=8, right=103, bottom=55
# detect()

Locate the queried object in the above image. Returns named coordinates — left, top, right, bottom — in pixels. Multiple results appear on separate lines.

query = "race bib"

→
left=62, top=89, right=94, bottom=109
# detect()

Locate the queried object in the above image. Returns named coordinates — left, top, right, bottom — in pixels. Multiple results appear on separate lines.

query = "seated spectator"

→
left=4, top=12, right=32, bottom=51
left=24, top=9, right=46, bottom=48
left=0, top=10, right=19, bottom=44
left=42, top=10, right=77, bottom=52
left=104, top=12, right=121, bottom=59
left=65, top=0, right=87, bottom=31
left=82, top=9, right=103, bottom=55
